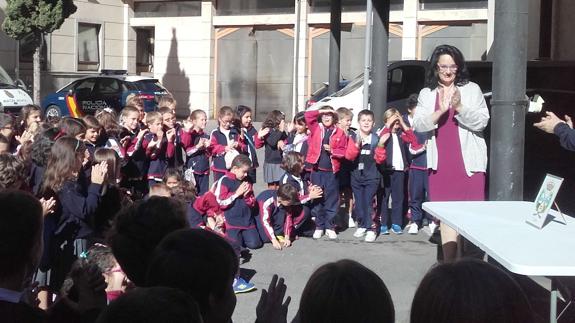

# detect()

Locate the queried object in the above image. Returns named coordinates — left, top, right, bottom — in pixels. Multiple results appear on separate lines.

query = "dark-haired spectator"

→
left=410, top=259, right=535, bottom=323
left=295, top=259, right=394, bottom=323
left=96, top=287, right=203, bottom=323
left=534, top=111, right=575, bottom=151
left=0, top=153, right=27, bottom=190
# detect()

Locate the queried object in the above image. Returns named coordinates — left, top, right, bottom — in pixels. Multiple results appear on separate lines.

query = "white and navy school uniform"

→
left=285, top=132, right=310, bottom=179
left=142, top=132, right=174, bottom=186
left=310, top=127, right=339, bottom=230
left=210, top=127, right=241, bottom=182
left=255, top=190, right=286, bottom=242
left=279, top=172, right=313, bottom=227
left=121, top=128, right=149, bottom=197
left=404, top=114, right=431, bottom=226
left=185, top=129, right=211, bottom=195
left=242, top=126, right=259, bottom=184
left=350, top=132, right=381, bottom=230
left=214, top=172, right=262, bottom=253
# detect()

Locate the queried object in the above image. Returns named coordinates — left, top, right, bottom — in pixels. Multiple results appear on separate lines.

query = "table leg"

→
left=550, top=289, right=557, bottom=323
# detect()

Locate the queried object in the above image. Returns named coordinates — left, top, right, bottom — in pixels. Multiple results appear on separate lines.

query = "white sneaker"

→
left=365, top=231, right=377, bottom=242
left=428, top=222, right=437, bottom=234
left=313, top=229, right=324, bottom=239
left=326, top=229, right=338, bottom=240
left=353, top=228, right=367, bottom=238
left=348, top=215, right=356, bottom=228
left=408, top=223, right=419, bottom=234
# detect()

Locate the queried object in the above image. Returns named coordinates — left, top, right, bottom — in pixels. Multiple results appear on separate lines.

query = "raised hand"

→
left=39, top=197, right=56, bottom=217
left=258, top=127, right=270, bottom=139
left=90, top=161, right=108, bottom=185
left=256, top=275, right=291, bottom=323
left=309, top=185, right=323, bottom=200
left=166, top=129, right=176, bottom=142
left=235, top=181, right=249, bottom=197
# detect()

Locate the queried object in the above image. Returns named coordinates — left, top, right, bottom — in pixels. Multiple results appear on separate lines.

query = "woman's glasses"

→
left=438, top=64, right=458, bottom=72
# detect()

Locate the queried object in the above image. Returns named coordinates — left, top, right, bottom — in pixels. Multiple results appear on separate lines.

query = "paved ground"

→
left=204, top=120, right=439, bottom=322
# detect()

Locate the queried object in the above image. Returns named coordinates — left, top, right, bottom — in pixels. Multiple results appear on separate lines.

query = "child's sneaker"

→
left=348, top=215, right=356, bottom=228
left=313, top=229, right=324, bottom=239
left=233, top=277, right=256, bottom=294
left=353, top=228, right=367, bottom=238
left=325, top=229, right=338, bottom=240
left=408, top=223, right=419, bottom=234
left=391, top=224, right=403, bottom=234
left=380, top=225, right=389, bottom=235
left=365, top=231, right=377, bottom=242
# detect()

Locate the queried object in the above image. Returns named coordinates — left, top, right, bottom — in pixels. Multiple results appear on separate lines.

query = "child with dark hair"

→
left=210, top=106, right=245, bottom=182
left=159, top=106, right=187, bottom=168
left=183, top=109, right=211, bottom=195
left=107, top=196, right=189, bottom=287
left=59, top=117, right=87, bottom=140
left=0, top=153, right=27, bottom=189
left=410, top=259, right=535, bottom=323
left=258, top=110, right=287, bottom=189
left=284, top=111, right=309, bottom=155
left=304, top=107, right=348, bottom=240
left=336, top=107, right=355, bottom=228
left=235, top=105, right=261, bottom=183
left=344, top=109, right=387, bottom=242
left=0, top=112, right=15, bottom=153
left=214, top=154, right=262, bottom=252
left=296, top=259, right=395, bottom=323
left=0, top=133, right=9, bottom=154
left=142, top=111, right=175, bottom=186
left=18, top=104, right=42, bottom=134
left=96, top=286, right=203, bottom=323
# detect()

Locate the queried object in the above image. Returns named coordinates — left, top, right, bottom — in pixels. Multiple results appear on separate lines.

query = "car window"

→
left=96, top=78, right=121, bottom=95
left=134, top=80, right=167, bottom=93
left=74, top=78, right=97, bottom=93
left=332, top=74, right=364, bottom=97
left=388, top=66, right=425, bottom=101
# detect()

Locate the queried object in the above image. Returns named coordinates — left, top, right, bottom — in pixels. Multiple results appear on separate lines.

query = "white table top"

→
left=423, top=201, right=575, bottom=276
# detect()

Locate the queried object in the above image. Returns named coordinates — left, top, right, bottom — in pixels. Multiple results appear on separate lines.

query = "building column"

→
left=202, top=0, right=215, bottom=115
left=295, top=0, right=309, bottom=112
left=402, top=0, right=418, bottom=60
left=486, top=0, right=495, bottom=57
left=123, top=1, right=136, bottom=73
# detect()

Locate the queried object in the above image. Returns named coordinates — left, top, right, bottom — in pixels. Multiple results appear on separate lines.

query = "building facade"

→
left=0, top=0, right=572, bottom=119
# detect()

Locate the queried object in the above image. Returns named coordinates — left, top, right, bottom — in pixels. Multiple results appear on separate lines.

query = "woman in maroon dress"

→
left=413, top=45, right=490, bottom=261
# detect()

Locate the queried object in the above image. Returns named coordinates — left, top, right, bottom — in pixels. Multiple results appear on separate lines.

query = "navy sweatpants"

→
left=408, top=168, right=430, bottom=225
left=194, top=173, right=209, bottom=195
left=310, top=170, right=339, bottom=230
left=351, top=178, right=379, bottom=230
left=380, top=170, right=405, bottom=227
left=226, top=226, right=262, bottom=254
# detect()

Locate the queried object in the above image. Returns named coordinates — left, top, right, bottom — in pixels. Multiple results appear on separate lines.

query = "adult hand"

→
left=451, top=87, right=462, bottom=111
left=256, top=274, right=291, bottom=323
left=534, top=111, right=565, bottom=134
left=39, top=197, right=56, bottom=217
left=91, top=161, right=108, bottom=185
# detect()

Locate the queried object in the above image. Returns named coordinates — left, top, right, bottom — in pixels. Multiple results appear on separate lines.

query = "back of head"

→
left=277, top=183, right=300, bottom=206
left=107, top=197, right=188, bottom=286
left=59, top=117, right=87, bottom=138
left=0, top=190, right=43, bottom=280
left=147, top=229, right=238, bottom=321
left=0, top=112, right=14, bottom=128
left=96, top=287, right=202, bottom=323
left=0, top=154, right=26, bottom=190
left=410, top=259, right=534, bottom=323
left=299, top=259, right=394, bottom=323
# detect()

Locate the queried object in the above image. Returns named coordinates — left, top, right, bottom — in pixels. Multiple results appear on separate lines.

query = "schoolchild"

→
left=159, top=106, right=186, bottom=168
left=336, top=107, right=355, bottom=228
left=120, top=106, right=149, bottom=197
left=0, top=113, right=15, bottom=153
left=82, top=115, right=102, bottom=160
left=18, top=104, right=42, bottom=135
left=214, top=154, right=262, bottom=252
left=235, top=105, right=261, bottom=184
left=258, top=110, right=287, bottom=189
left=344, top=110, right=387, bottom=242
left=58, top=117, right=87, bottom=140
left=378, top=108, right=424, bottom=235
left=142, top=111, right=176, bottom=186
left=210, top=106, right=244, bottom=182
left=183, top=109, right=211, bottom=195
left=304, top=107, right=348, bottom=240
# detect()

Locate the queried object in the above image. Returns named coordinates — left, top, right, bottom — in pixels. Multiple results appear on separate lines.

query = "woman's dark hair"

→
left=281, top=151, right=304, bottom=175
left=298, top=259, right=395, bottom=323
left=262, top=110, right=285, bottom=130
left=146, top=229, right=238, bottom=318
left=40, top=136, right=86, bottom=194
left=30, top=128, right=59, bottom=167
left=59, top=117, right=87, bottom=138
left=0, top=154, right=26, bottom=190
left=425, top=44, right=470, bottom=89
left=107, top=197, right=189, bottom=287
left=410, top=259, right=535, bottom=323
left=96, top=287, right=203, bottom=323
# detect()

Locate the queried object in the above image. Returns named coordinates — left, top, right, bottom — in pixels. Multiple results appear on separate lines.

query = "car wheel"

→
left=45, top=105, right=61, bottom=119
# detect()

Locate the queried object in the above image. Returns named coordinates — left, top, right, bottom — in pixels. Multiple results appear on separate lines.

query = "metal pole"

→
left=371, top=0, right=390, bottom=128
left=489, top=0, right=528, bottom=201
left=328, top=0, right=342, bottom=95
left=362, top=0, right=373, bottom=110
left=292, top=0, right=301, bottom=118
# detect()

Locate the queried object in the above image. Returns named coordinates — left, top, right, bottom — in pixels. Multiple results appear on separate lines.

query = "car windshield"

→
left=134, top=80, right=167, bottom=93
left=332, top=73, right=364, bottom=97
left=0, top=65, right=14, bottom=86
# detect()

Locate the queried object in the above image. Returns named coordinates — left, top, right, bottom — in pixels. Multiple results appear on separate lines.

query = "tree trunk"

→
left=33, top=36, right=42, bottom=105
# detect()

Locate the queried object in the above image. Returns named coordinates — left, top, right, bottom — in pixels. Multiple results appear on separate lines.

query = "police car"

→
left=41, top=70, right=170, bottom=118
left=0, top=65, right=34, bottom=114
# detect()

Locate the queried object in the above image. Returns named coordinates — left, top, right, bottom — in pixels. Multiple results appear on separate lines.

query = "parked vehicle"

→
left=305, top=80, right=350, bottom=109
left=41, top=70, right=170, bottom=118
left=0, top=65, right=34, bottom=114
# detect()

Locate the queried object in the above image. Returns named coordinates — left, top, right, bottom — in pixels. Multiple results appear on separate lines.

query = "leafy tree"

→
left=2, top=0, right=77, bottom=104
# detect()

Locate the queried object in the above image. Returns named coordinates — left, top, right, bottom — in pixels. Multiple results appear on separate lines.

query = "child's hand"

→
left=398, top=114, right=410, bottom=131
left=120, top=136, right=131, bottom=148
left=385, top=114, right=399, bottom=129
left=282, top=238, right=291, bottom=248
left=82, top=149, right=91, bottom=167
left=323, top=144, right=331, bottom=153
left=258, top=127, right=270, bottom=139
left=39, top=197, right=56, bottom=217
left=256, top=275, right=291, bottom=323
left=286, top=121, right=294, bottom=133
left=137, top=129, right=149, bottom=139
left=277, top=140, right=286, bottom=151
left=156, top=130, right=164, bottom=140
left=235, top=182, right=249, bottom=197
left=91, top=161, right=108, bottom=185
left=166, top=129, right=176, bottom=142
left=565, top=115, right=573, bottom=129
left=309, top=185, right=323, bottom=200
left=271, top=238, right=283, bottom=250
left=378, top=133, right=390, bottom=146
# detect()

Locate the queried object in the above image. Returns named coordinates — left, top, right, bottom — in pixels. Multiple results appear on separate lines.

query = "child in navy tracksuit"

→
left=215, top=154, right=262, bottom=253
left=336, top=107, right=355, bottom=228
left=236, top=105, right=260, bottom=184
left=82, top=115, right=102, bottom=160
left=305, top=108, right=348, bottom=240
left=183, top=109, right=211, bottom=195
left=210, top=106, right=245, bottom=182
left=142, top=112, right=175, bottom=186
left=120, top=106, right=149, bottom=197
left=344, top=110, right=387, bottom=242
left=158, top=106, right=186, bottom=169
left=378, top=108, right=424, bottom=235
